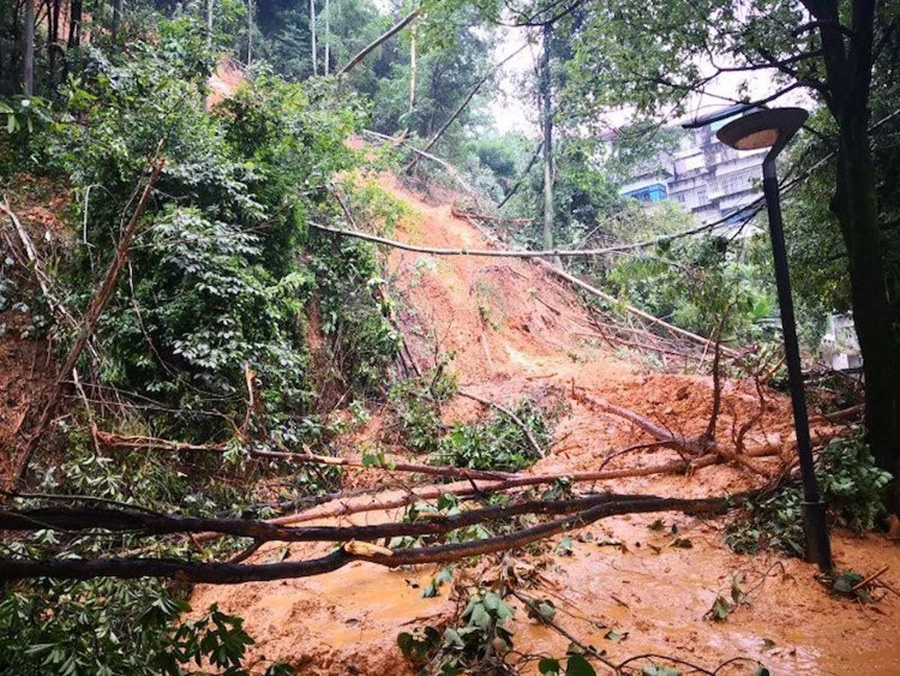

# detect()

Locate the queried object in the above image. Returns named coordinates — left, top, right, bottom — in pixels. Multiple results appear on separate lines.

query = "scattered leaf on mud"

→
left=603, top=629, right=628, bottom=643
left=556, top=536, right=574, bottom=556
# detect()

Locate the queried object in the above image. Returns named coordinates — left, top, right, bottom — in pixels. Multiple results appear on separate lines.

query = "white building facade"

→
left=619, top=106, right=768, bottom=228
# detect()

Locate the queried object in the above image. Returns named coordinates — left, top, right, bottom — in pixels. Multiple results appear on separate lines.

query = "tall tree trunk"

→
left=540, top=24, right=555, bottom=255
left=814, top=1, right=900, bottom=504
left=835, top=116, right=900, bottom=501
left=206, top=0, right=214, bottom=50
left=309, top=0, right=317, bottom=76
left=323, top=0, right=330, bottom=74
left=246, top=0, right=253, bottom=66
left=111, top=0, right=122, bottom=37
left=68, top=0, right=82, bottom=48
left=408, top=19, right=417, bottom=114
left=23, top=0, right=35, bottom=96
left=49, top=0, right=60, bottom=76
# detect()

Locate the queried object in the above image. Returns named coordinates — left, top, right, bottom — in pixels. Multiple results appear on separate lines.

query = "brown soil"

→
left=187, top=174, right=900, bottom=674
left=0, top=178, right=66, bottom=481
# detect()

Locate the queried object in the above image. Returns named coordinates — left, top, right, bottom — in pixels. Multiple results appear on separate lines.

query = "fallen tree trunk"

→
left=532, top=258, right=740, bottom=358
left=307, top=221, right=725, bottom=261
left=0, top=494, right=732, bottom=583
left=0, top=492, right=719, bottom=543
left=95, top=430, right=513, bottom=482
left=338, top=8, right=421, bottom=75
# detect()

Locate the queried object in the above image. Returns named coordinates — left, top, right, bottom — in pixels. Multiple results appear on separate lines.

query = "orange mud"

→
left=191, top=175, right=900, bottom=674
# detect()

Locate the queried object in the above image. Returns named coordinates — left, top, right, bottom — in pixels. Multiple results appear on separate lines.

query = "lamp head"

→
left=716, top=107, right=808, bottom=153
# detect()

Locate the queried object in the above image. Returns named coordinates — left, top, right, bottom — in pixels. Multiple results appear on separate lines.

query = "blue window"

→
left=625, top=183, right=667, bottom=203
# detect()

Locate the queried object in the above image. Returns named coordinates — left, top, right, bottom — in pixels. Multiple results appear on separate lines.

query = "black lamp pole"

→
left=713, top=107, right=833, bottom=573
left=761, top=155, right=833, bottom=573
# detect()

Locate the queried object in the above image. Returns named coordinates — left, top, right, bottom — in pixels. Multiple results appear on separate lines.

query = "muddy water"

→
left=191, top=517, right=900, bottom=675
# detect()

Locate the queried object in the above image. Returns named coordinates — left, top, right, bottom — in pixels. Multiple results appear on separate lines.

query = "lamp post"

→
left=716, top=107, right=832, bottom=573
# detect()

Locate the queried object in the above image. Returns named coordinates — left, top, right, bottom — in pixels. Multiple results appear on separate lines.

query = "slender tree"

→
left=111, top=0, right=123, bottom=37
left=309, top=0, right=318, bottom=75
left=323, top=0, right=330, bottom=74
left=206, top=0, right=214, bottom=50
left=246, top=0, right=253, bottom=66
left=68, top=0, right=82, bottom=48
left=540, top=23, right=554, bottom=254
left=23, top=0, right=35, bottom=96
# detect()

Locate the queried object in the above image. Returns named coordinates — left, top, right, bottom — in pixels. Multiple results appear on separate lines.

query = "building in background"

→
left=618, top=105, right=766, bottom=230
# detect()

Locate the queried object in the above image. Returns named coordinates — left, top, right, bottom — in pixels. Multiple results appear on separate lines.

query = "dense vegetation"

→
left=0, top=0, right=897, bottom=673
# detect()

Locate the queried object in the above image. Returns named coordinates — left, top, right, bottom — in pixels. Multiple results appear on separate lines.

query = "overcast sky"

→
left=487, top=26, right=811, bottom=137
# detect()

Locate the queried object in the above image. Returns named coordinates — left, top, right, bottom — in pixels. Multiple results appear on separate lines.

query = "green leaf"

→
left=709, top=596, right=732, bottom=622
left=642, top=665, right=682, bottom=676
left=566, top=653, right=596, bottom=676
left=556, top=536, right=574, bottom=556
left=539, top=657, right=562, bottom=675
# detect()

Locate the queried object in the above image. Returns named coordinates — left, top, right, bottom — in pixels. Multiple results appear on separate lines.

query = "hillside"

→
left=189, top=174, right=900, bottom=675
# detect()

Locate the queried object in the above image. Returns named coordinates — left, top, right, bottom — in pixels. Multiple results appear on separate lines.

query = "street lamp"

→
left=717, top=107, right=833, bottom=573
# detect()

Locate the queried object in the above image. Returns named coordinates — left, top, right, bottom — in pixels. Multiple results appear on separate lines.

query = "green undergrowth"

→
left=435, top=398, right=558, bottom=473
left=389, top=366, right=563, bottom=473
left=726, top=437, right=892, bottom=557
left=2, top=434, right=315, bottom=675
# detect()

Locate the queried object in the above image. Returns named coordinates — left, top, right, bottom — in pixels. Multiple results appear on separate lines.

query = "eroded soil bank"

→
left=192, top=175, right=900, bottom=675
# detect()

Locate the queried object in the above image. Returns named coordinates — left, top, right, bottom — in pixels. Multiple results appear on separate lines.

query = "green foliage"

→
left=389, top=366, right=459, bottom=453
left=0, top=581, right=293, bottom=676
left=1, top=20, right=404, bottom=440
left=397, top=589, right=516, bottom=674
left=726, top=438, right=892, bottom=557
left=436, top=398, right=557, bottom=473
left=827, top=569, right=872, bottom=603
left=607, top=235, right=775, bottom=343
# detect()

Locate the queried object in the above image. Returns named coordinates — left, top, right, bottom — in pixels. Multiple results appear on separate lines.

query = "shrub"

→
left=726, top=437, right=892, bottom=557
left=436, top=398, right=556, bottom=473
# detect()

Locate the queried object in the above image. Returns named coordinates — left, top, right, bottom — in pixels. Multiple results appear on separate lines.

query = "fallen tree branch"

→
left=8, top=150, right=165, bottom=492
left=95, top=430, right=513, bottom=483
left=0, top=493, right=724, bottom=543
left=307, top=221, right=744, bottom=263
left=337, top=8, right=421, bottom=75
left=361, top=129, right=483, bottom=199
left=497, top=140, right=543, bottom=209
left=0, top=494, right=733, bottom=583
left=532, top=258, right=740, bottom=358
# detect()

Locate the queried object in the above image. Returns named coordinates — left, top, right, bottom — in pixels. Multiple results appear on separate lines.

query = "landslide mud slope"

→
left=192, top=176, right=900, bottom=675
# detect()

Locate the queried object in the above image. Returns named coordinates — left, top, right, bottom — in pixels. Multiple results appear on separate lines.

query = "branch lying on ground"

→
left=0, top=493, right=733, bottom=583
left=94, top=429, right=513, bottom=482
left=0, top=492, right=728, bottom=543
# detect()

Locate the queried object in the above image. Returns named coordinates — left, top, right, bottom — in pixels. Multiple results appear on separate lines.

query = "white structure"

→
left=619, top=105, right=768, bottom=229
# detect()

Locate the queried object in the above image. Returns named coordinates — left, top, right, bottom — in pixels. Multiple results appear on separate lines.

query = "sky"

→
left=487, top=26, right=811, bottom=138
